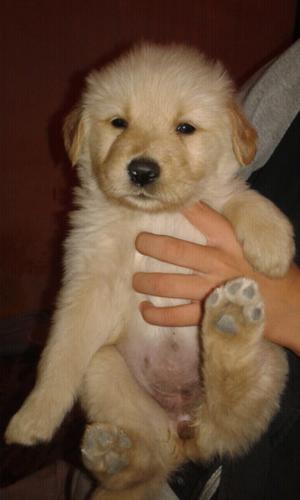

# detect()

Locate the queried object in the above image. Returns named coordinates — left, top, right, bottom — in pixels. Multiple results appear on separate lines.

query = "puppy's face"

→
left=64, top=44, right=256, bottom=212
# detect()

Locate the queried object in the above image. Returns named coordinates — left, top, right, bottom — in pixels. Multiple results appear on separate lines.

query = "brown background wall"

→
left=0, top=1, right=297, bottom=342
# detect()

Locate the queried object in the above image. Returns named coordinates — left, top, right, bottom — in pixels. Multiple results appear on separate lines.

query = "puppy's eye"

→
left=111, top=118, right=128, bottom=129
left=176, top=123, right=196, bottom=135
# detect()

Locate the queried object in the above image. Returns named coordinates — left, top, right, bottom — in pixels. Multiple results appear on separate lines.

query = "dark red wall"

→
left=1, top=0, right=296, bottom=325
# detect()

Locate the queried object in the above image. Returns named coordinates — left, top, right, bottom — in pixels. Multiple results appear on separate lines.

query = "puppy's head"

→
left=64, top=43, right=256, bottom=212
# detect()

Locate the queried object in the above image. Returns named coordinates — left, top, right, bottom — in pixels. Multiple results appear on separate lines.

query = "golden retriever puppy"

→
left=6, top=43, right=294, bottom=499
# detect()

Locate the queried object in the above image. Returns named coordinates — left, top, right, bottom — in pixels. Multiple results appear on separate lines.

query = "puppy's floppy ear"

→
left=229, top=102, right=257, bottom=166
left=63, top=105, right=85, bottom=166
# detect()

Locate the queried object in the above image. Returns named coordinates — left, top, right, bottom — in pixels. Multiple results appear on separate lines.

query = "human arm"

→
left=133, top=202, right=300, bottom=355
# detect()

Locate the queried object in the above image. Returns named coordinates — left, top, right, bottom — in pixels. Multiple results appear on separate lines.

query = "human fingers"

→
left=135, top=232, right=223, bottom=274
left=139, top=301, right=202, bottom=327
left=133, top=272, right=215, bottom=300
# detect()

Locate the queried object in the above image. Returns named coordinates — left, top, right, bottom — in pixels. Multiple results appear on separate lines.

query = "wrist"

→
left=257, top=265, right=300, bottom=354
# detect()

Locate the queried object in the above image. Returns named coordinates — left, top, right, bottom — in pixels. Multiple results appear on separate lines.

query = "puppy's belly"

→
left=117, top=323, right=201, bottom=420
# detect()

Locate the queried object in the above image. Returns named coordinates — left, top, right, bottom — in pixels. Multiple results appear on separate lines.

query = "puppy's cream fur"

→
left=6, top=44, right=294, bottom=499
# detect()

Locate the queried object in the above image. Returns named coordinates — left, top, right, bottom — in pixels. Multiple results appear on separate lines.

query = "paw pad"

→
left=81, top=423, right=132, bottom=476
left=206, top=277, right=264, bottom=338
left=104, top=451, right=129, bottom=474
left=206, top=289, right=220, bottom=307
left=227, top=281, right=242, bottom=295
left=244, top=305, right=263, bottom=322
left=242, top=283, right=256, bottom=299
left=215, top=314, right=237, bottom=334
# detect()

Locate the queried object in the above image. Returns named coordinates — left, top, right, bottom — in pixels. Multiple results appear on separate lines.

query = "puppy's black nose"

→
left=127, top=158, right=160, bottom=186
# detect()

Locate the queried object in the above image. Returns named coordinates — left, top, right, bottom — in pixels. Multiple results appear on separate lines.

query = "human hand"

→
left=133, top=202, right=300, bottom=355
left=133, top=202, right=254, bottom=327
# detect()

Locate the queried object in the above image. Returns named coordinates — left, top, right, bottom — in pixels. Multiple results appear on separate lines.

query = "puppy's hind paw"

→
left=204, top=277, right=264, bottom=342
left=81, top=423, right=132, bottom=478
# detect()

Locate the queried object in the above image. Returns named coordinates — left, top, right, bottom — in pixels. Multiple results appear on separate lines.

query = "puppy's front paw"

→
left=5, top=399, right=55, bottom=446
left=238, top=217, right=294, bottom=278
left=224, top=193, right=295, bottom=278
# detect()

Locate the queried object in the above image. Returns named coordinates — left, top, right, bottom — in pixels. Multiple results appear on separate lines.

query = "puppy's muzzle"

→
left=127, top=158, right=160, bottom=187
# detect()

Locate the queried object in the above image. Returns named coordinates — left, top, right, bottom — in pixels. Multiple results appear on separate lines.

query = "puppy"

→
left=6, top=43, right=294, bottom=499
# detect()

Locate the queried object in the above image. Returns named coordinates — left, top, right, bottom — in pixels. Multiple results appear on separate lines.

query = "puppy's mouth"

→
left=120, top=187, right=168, bottom=211
left=124, top=190, right=158, bottom=204
left=130, top=192, right=152, bottom=200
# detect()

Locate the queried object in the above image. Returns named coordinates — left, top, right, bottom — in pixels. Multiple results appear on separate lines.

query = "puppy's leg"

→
left=5, top=279, right=124, bottom=446
left=192, top=278, right=288, bottom=461
left=223, top=190, right=294, bottom=277
left=80, top=346, right=184, bottom=495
